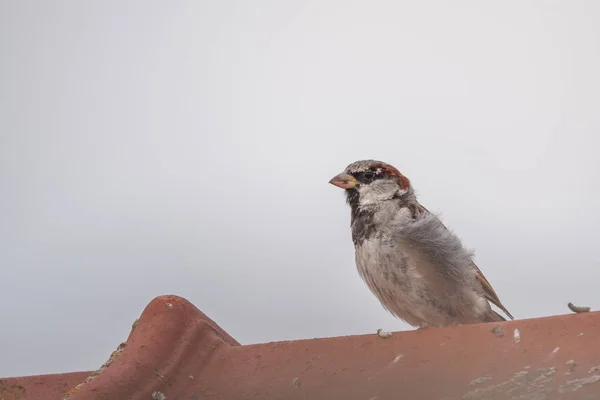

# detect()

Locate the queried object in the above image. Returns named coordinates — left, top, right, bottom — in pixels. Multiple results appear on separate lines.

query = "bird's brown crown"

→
left=344, top=160, right=411, bottom=190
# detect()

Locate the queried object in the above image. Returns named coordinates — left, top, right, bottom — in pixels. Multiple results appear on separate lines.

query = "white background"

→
left=1, top=1, right=599, bottom=376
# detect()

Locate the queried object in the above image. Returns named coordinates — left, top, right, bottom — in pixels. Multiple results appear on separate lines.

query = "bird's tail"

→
left=485, top=310, right=507, bottom=323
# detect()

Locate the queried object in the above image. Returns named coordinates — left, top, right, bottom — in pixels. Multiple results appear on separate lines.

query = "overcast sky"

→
left=1, top=1, right=600, bottom=377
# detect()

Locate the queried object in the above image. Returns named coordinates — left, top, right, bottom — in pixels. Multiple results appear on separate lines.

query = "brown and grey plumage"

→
left=329, top=159, right=513, bottom=328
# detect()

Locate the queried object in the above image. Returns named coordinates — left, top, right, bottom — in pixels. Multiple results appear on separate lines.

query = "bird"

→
left=329, top=159, right=513, bottom=328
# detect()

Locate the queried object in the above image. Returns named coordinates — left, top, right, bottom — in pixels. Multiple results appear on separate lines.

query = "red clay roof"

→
left=2, top=295, right=600, bottom=399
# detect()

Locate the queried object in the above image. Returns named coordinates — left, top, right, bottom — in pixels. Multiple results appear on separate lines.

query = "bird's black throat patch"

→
left=345, top=189, right=377, bottom=246
left=345, top=188, right=419, bottom=246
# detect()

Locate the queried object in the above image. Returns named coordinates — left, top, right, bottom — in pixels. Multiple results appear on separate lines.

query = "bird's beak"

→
left=328, top=172, right=357, bottom=189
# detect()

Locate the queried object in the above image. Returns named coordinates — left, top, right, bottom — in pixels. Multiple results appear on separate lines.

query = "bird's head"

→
left=329, top=160, right=412, bottom=208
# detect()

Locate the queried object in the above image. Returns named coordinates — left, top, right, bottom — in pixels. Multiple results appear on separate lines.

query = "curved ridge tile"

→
left=65, top=295, right=239, bottom=400
left=1, top=372, right=91, bottom=400
left=197, top=312, right=600, bottom=400
left=4, top=297, right=600, bottom=399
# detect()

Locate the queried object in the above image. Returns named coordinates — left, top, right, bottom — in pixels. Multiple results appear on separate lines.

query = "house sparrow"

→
left=329, top=160, right=513, bottom=328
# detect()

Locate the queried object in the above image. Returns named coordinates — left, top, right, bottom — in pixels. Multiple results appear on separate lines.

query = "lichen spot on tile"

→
left=391, top=354, right=404, bottom=364
left=469, top=375, right=491, bottom=386
left=558, top=375, right=600, bottom=393
left=588, top=366, right=600, bottom=374
left=292, top=377, right=302, bottom=388
left=377, top=328, right=392, bottom=338
left=490, top=325, right=504, bottom=338
left=151, top=391, right=167, bottom=400
left=131, top=318, right=140, bottom=332
left=513, top=328, right=521, bottom=344
left=548, top=347, right=560, bottom=360
left=565, top=360, right=577, bottom=375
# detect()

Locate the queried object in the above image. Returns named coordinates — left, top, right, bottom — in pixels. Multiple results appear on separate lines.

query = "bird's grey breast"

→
left=353, top=205, right=416, bottom=287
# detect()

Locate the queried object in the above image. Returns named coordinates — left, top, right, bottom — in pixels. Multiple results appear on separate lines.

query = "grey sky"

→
left=1, top=1, right=600, bottom=377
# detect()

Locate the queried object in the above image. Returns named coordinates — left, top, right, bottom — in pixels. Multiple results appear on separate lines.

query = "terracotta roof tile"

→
left=2, top=295, right=599, bottom=399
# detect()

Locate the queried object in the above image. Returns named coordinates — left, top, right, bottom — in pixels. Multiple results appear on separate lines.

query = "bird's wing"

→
left=470, top=259, right=514, bottom=320
left=416, top=204, right=514, bottom=320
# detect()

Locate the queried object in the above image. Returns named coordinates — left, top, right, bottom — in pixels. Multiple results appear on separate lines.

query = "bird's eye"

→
left=363, top=171, right=376, bottom=180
